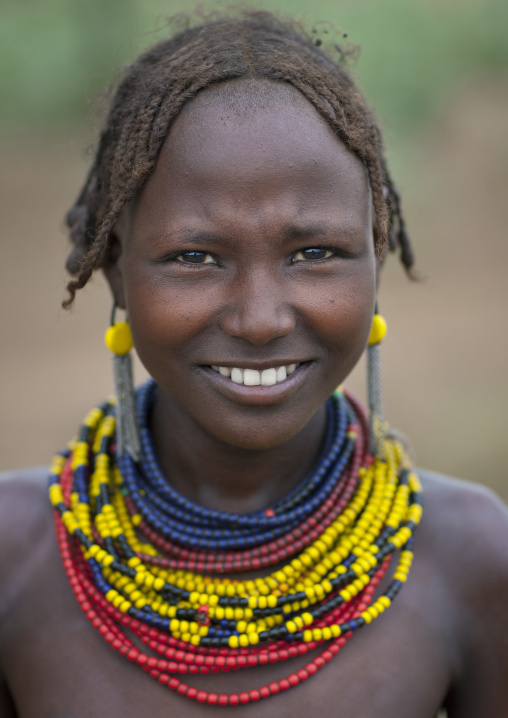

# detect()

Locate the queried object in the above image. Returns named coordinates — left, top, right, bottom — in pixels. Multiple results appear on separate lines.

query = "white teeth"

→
left=231, top=368, right=243, bottom=384
left=260, top=368, right=277, bottom=386
left=276, top=366, right=287, bottom=382
left=211, top=363, right=300, bottom=386
left=243, top=369, right=261, bottom=386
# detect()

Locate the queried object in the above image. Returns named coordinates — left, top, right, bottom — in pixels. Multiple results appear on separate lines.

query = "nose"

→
left=219, top=269, right=296, bottom=345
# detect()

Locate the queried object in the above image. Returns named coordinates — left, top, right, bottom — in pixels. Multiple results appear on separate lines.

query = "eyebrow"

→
left=151, top=224, right=330, bottom=248
left=146, top=230, right=222, bottom=251
left=283, top=224, right=328, bottom=240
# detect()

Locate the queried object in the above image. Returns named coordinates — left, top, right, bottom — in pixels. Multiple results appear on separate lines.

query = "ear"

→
left=102, top=218, right=127, bottom=310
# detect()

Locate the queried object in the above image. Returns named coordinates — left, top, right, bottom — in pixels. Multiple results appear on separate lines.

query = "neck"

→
left=149, top=388, right=327, bottom=514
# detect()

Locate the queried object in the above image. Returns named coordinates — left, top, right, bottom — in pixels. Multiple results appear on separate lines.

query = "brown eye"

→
left=293, top=247, right=333, bottom=262
left=176, top=251, right=215, bottom=264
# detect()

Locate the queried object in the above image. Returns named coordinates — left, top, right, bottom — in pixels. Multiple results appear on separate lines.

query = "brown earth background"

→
left=1, top=0, right=507, bottom=501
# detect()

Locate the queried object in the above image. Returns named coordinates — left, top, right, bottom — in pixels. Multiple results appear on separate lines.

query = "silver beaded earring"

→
left=104, top=302, right=141, bottom=461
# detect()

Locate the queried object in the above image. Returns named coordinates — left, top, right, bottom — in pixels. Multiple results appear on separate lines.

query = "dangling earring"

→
left=105, top=302, right=141, bottom=461
left=367, top=305, right=388, bottom=457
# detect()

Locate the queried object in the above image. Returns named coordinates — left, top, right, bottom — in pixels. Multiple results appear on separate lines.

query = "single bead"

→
left=105, top=322, right=133, bottom=355
left=368, top=314, right=387, bottom=345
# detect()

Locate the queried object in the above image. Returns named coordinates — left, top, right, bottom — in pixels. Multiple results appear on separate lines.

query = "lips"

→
left=199, top=361, right=313, bottom=406
left=210, top=363, right=299, bottom=386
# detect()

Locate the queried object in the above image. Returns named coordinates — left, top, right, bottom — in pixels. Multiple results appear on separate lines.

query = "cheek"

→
left=305, top=270, right=375, bottom=354
left=123, top=271, right=219, bottom=372
left=129, top=307, right=191, bottom=368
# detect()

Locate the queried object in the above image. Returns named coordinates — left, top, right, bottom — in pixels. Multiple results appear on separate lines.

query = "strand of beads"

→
left=55, top=506, right=392, bottom=705
left=120, top=410, right=364, bottom=574
left=114, top=384, right=369, bottom=573
left=48, top=381, right=423, bottom=706
left=118, top=383, right=358, bottom=550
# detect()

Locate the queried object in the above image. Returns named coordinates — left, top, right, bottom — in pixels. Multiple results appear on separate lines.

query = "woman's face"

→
left=109, top=80, right=376, bottom=450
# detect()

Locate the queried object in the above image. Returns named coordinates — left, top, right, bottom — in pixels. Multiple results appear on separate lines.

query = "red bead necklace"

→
left=56, top=512, right=389, bottom=705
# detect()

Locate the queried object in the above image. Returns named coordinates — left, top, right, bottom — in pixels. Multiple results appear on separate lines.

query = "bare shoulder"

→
left=0, top=467, right=54, bottom=620
left=0, top=465, right=51, bottom=528
left=417, top=468, right=508, bottom=712
left=417, top=468, right=508, bottom=578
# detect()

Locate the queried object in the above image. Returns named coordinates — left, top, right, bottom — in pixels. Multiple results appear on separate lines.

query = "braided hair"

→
left=63, top=9, right=415, bottom=307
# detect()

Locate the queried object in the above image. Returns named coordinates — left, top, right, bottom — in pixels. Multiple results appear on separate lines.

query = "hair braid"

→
left=382, top=167, right=416, bottom=275
left=64, top=8, right=415, bottom=306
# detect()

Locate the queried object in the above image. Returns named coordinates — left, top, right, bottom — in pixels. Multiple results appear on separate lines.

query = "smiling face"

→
left=108, top=79, right=376, bottom=450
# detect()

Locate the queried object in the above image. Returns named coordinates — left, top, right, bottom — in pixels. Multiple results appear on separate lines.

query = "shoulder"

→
left=416, top=469, right=508, bottom=706
left=417, top=468, right=508, bottom=576
left=417, top=468, right=508, bottom=598
left=0, top=466, right=51, bottom=527
left=0, top=467, right=55, bottom=620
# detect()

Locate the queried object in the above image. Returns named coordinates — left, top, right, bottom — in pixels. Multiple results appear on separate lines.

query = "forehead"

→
left=132, top=78, right=370, bottom=230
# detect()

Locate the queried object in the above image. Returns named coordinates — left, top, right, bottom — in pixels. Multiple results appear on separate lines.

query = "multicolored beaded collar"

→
left=48, top=381, right=422, bottom=707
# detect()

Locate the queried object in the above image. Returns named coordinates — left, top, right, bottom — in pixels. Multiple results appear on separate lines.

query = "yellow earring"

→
left=106, top=304, right=140, bottom=461
left=368, top=314, right=387, bottom=345
left=367, top=308, right=387, bottom=457
left=105, top=321, right=133, bottom=355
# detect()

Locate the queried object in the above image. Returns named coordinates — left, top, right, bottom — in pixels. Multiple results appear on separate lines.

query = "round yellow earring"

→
left=105, top=322, right=133, bottom=356
left=368, top=314, right=387, bottom=346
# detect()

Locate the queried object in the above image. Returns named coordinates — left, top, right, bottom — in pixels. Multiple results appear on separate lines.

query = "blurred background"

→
left=1, top=0, right=507, bottom=499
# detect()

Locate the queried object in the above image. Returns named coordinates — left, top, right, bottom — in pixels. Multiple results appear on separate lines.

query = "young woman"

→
left=1, top=11, right=507, bottom=717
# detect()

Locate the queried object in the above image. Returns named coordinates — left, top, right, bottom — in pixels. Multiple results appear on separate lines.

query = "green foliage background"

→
left=2, top=0, right=508, bottom=139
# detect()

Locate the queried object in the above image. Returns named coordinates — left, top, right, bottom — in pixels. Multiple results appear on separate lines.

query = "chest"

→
left=2, top=543, right=452, bottom=718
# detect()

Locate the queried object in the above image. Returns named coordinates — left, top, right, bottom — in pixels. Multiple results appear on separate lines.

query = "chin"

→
left=199, top=410, right=318, bottom=451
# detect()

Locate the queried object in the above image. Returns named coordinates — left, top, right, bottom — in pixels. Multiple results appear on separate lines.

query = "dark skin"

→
left=1, top=81, right=508, bottom=717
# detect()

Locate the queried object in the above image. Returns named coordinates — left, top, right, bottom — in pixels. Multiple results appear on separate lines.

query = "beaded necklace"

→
left=49, top=381, right=422, bottom=706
